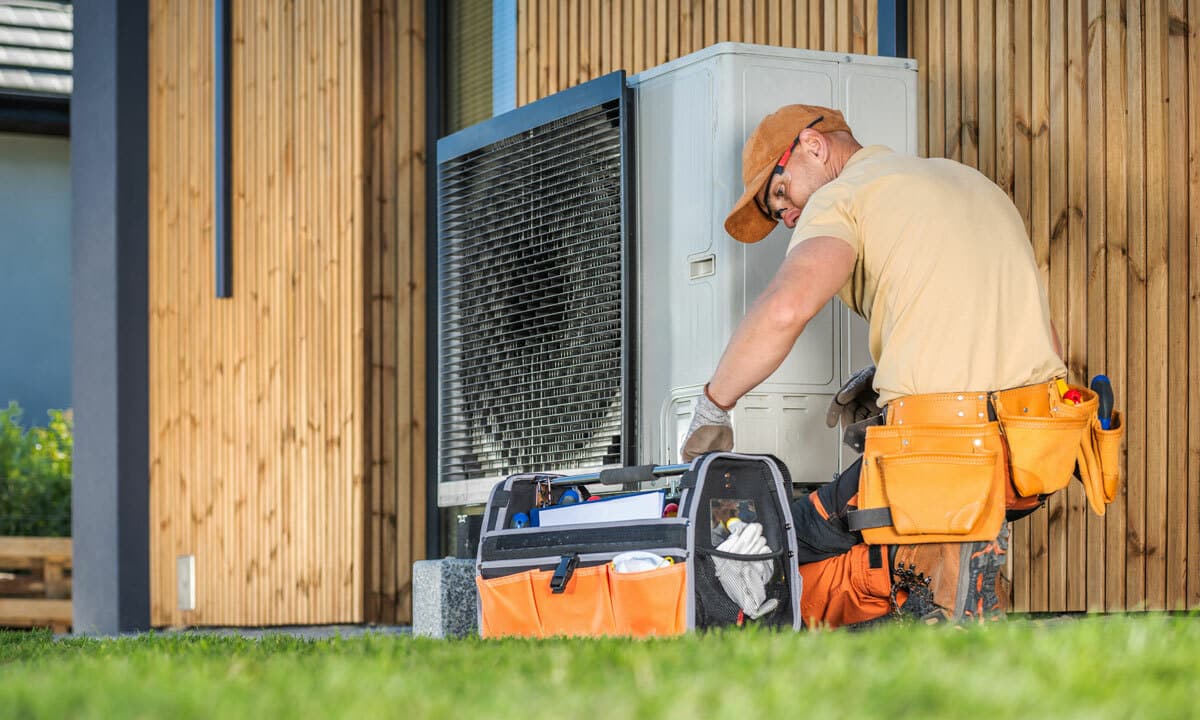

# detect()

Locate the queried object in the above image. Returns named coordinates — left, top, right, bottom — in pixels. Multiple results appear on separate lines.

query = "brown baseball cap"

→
left=723, top=104, right=853, bottom=244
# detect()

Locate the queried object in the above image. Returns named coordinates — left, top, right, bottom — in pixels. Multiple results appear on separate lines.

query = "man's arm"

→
left=706, top=235, right=857, bottom=407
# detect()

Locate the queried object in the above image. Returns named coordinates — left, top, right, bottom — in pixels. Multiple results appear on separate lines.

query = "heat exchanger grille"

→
left=437, top=74, right=632, bottom=486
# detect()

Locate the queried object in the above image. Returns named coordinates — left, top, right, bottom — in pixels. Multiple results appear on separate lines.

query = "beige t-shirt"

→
left=786, top=145, right=1066, bottom=406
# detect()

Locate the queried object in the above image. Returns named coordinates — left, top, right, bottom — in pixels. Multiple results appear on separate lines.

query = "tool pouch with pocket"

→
left=475, top=452, right=803, bottom=638
left=994, top=381, right=1125, bottom=514
left=851, top=421, right=1007, bottom=545
left=1076, top=409, right=1125, bottom=515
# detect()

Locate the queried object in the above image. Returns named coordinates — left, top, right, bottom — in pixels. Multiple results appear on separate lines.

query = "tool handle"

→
left=1091, top=375, right=1114, bottom=430
left=551, top=463, right=691, bottom=486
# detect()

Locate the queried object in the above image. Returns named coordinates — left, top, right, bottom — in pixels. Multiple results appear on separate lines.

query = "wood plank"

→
left=394, top=0, right=416, bottom=623
left=912, top=0, right=927, bottom=156
left=928, top=0, right=945, bottom=159
left=1164, top=0, right=1188, bottom=610
left=703, top=0, right=715, bottom=49
left=1143, top=0, right=1169, bottom=611
left=1065, top=0, right=1090, bottom=613
left=728, top=0, right=740, bottom=42
left=0, top=599, right=72, bottom=626
left=809, top=1, right=822, bottom=48
left=1047, top=0, right=1070, bottom=613
left=834, top=0, right=847, bottom=52
left=781, top=0, right=793, bottom=47
left=634, top=0, right=644, bottom=72
left=407, top=0, right=429, bottom=624
left=1124, top=0, right=1147, bottom=611
left=945, top=0, right=960, bottom=160
left=671, top=0, right=681, bottom=58
left=1103, top=0, right=1129, bottom=611
left=996, top=0, right=1013, bottom=194
left=794, top=0, right=806, bottom=48
left=1084, top=0, right=1108, bottom=613
left=548, top=0, right=559, bottom=94
left=1011, top=0, right=1037, bottom=610
left=538, top=0, right=549, bottom=97
left=961, top=0, right=977, bottom=167
left=518, top=0, right=527, bottom=105
left=657, top=0, right=668, bottom=64
left=0, top=538, right=72, bottom=560
left=1188, top=0, right=1200, bottom=611
left=866, top=0, right=877, bottom=55
left=766, top=0, right=780, bottom=47
left=568, top=0, right=579, bottom=84
left=978, top=0, right=995, bottom=177
left=689, top=0, right=702, bottom=52
left=614, top=0, right=626, bottom=73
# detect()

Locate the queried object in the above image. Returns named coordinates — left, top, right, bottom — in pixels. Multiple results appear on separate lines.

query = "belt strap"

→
left=847, top=507, right=893, bottom=531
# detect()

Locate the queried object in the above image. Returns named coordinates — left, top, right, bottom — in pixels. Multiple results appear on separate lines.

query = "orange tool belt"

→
left=847, top=379, right=1125, bottom=545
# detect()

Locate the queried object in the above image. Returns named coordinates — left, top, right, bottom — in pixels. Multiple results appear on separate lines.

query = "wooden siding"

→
left=914, top=0, right=1200, bottom=612
left=363, top=0, right=428, bottom=625
left=518, top=1, right=1200, bottom=612
left=148, top=0, right=367, bottom=626
left=517, top=0, right=879, bottom=105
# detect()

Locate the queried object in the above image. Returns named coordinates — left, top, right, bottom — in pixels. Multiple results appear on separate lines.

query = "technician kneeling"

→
left=681, top=104, right=1096, bottom=627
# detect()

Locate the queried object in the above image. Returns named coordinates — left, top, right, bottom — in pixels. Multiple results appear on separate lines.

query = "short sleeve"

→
left=784, top=179, right=860, bottom=257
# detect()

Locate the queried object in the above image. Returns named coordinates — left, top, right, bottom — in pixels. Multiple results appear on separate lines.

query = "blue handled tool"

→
left=1091, top=375, right=1114, bottom=430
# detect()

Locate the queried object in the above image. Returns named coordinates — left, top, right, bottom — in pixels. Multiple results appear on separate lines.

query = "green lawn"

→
left=0, top=616, right=1196, bottom=719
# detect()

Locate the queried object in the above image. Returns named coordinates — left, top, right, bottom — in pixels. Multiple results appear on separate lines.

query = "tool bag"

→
left=475, top=452, right=803, bottom=638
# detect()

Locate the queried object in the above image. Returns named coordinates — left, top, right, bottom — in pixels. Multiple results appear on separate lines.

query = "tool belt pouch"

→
left=1076, top=410, right=1125, bottom=515
left=852, top=422, right=1006, bottom=545
left=993, top=382, right=1095, bottom=498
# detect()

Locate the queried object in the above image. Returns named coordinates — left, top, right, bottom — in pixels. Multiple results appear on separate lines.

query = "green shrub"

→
left=0, top=402, right=72, bottom=537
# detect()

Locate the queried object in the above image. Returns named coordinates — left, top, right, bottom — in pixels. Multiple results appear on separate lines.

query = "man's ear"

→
left=798, top=129, right=828, bottom=162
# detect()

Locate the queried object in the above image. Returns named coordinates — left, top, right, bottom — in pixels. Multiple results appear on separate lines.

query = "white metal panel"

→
left=632, top=44, right=917, bottom=484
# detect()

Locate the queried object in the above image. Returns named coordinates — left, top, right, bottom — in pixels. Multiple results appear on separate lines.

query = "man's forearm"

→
left=706, top=295, right=808, bottom=408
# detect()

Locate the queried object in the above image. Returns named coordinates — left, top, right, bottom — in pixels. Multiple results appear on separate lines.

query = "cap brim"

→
left=723, top=161, right=778, bottom=244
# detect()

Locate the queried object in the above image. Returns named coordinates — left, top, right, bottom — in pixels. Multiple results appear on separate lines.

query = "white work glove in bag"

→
left=712, top=521, right=779, bottom=619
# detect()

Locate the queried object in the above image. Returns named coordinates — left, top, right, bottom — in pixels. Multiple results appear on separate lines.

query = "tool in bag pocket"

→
left=475, top=453, right=804, bottom=637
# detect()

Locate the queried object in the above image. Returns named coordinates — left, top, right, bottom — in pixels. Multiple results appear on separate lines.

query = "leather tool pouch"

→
left=850, top=422, right=1006, bottom=545
left=993, top=382, right=1095, bottom=498
left=1076, top=410, right=1125, bottom=515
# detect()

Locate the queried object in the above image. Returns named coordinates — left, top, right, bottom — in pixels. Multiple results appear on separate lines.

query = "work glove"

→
left=713, top=521, right=779, bottom=620
left=681, top=387, right=734, bottom=462
left=825, top=365, right=881, bottom=429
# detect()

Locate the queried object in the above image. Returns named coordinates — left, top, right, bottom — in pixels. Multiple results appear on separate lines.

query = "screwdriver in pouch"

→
left=1090, top=375, right=1114, bottom=430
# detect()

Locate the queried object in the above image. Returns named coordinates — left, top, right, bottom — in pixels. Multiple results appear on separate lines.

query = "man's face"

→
left=759, top=130, right=836, bottom=229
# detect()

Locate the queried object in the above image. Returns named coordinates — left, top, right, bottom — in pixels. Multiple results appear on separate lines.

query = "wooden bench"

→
left=0, top=537, right=72, bottom=633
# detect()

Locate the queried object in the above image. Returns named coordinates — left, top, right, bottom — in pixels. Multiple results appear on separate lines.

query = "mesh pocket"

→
left=694, top=551, right=792, bottom=629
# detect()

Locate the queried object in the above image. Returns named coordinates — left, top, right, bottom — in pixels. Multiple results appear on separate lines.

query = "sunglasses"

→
left=756, top=115, right=824, bottom=221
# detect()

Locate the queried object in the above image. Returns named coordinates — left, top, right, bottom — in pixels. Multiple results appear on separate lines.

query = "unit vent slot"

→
left=437, top=75, right=632, bottom=489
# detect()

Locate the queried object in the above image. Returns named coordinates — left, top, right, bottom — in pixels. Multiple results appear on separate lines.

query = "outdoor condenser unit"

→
left=437, top=43, right=918, bottom=507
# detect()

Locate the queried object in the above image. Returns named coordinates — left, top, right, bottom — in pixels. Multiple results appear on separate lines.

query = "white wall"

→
left=0, top=132, right=71, bottom=424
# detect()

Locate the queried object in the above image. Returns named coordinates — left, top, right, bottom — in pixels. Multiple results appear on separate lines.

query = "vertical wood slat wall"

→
left=148, top=0, right=367, bottom=626
left=518, top=1, right=1200, bottom=612
left=363, top=0, right=427, bottom=625
left=517, top=0, right=878, bottom=106
left=912, top=0, right=1200, bottom=612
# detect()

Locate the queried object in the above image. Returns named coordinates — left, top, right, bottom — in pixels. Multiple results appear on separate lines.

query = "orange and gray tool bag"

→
left=475, top=452, right=803, bottom=637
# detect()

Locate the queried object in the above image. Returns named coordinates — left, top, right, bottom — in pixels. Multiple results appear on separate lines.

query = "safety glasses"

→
left=756, top=115, right=824, bottom=221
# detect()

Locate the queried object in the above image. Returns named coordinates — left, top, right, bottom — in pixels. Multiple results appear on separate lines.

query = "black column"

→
left=70, top=0, right=150, bottom=634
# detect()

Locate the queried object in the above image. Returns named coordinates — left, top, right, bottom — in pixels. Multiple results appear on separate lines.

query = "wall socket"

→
left=177, top=555, right=195, bottom=611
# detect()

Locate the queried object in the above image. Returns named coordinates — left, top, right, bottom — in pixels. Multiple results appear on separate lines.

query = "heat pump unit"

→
left=437, top=43, right=918, bottom=507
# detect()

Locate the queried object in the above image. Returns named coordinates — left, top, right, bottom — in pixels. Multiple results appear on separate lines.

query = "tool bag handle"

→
left=549, top=463, right=691, bottom=486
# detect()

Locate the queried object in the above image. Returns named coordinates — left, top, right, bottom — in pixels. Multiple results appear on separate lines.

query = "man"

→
left=681, top=104, right=1066, bottom=627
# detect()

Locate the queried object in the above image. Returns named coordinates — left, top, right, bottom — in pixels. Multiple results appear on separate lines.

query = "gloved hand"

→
left=825, top=365, right=881, bottom=429
left=712, top=521, right=779, bottom=620
left=681, top=386, right=734, bottom=462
